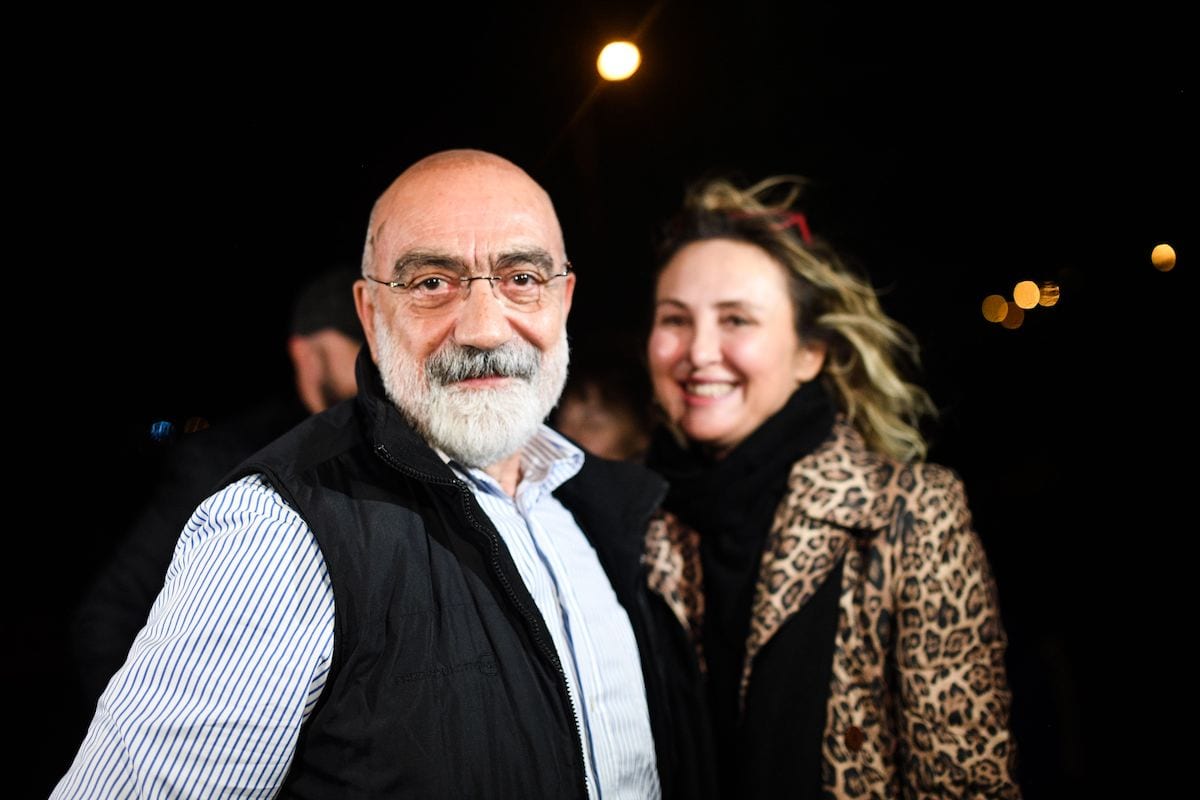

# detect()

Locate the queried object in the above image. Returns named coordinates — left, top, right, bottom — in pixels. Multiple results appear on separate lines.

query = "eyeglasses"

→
left=366, top=261, right=572, bottom=313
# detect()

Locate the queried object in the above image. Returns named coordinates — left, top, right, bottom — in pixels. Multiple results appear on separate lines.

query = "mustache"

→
left=426, top=342, right=539, bottom=385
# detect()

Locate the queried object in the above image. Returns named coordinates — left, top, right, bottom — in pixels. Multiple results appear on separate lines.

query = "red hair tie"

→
left=726, top=210, right=814, bottom=245
left=785, top=212, right=813, bottom=245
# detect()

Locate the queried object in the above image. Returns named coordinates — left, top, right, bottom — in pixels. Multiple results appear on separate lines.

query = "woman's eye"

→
left=722, top=315, right=751, bottom=327
left=656, top=315, right=689, bottom=327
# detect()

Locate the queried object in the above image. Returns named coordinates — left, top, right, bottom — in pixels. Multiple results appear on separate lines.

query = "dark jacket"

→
left=228, top=353, right=711, bottom=799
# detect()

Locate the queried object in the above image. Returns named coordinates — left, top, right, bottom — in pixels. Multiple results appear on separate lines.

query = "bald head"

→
left=362, top=149, right=566, bottom=280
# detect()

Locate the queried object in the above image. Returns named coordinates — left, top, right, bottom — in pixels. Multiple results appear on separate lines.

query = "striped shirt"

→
left=53, top=426, right=659, bottom=799
left=446, top=428, right=659, bottom=800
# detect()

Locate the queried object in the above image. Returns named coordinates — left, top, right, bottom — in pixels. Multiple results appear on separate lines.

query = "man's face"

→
left=354, top=155, right=576, bottom=467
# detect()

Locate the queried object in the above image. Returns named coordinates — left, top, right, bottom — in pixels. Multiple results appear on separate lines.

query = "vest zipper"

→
left=374, top=444, right=590, bottom=799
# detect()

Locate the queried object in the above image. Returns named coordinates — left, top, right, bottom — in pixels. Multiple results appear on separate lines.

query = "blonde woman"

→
left=643, top=176, right=1020, bottom=798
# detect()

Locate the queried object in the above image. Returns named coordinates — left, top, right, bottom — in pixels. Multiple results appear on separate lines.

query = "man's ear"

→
left=353, top=279, right=381, bottom=363
left=561, top=270, right=576, bottom=316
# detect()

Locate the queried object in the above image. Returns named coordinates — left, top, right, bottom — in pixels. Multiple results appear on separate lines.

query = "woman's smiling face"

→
left=648, top=239, right=826, bottom=455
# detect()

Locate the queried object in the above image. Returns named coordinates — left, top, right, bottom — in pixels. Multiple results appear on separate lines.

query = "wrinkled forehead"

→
left=367, top=160, right=566, bottom=271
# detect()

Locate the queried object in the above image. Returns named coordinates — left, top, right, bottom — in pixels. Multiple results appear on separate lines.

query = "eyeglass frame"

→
left=363, top=260, right=573, bottom=308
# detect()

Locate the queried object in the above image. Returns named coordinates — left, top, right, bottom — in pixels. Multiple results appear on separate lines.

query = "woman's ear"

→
left=793, top=339, right=827, bottom=383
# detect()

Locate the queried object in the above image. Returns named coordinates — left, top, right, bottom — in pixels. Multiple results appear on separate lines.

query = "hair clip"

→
left=727, top=209, right=814, bottom=245
left=784, top=212, right=813, bottom=245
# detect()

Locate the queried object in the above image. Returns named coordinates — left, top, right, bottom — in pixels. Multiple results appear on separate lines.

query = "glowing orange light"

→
left=597, top=41, right=641, bottom=81
left=1152, top=243, right=1177, bottom=272
left=1000, top=305, right=1024, bottom=330
left=981, top=295, right=1008, bottom=323
left=1038, top=281, right=1060, bottom=307
left=1013, top=281, right=1040, bottom=310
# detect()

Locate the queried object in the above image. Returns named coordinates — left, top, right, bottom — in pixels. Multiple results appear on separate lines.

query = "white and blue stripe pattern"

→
left=448, top=427, right=659, bottom=800
left=52, top=475, right=335, bottom=799
left=54, top=426, right=659, bottom=799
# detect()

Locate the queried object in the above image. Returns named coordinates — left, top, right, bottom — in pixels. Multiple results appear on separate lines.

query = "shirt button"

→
left=844, top=725, right=865, bottom=752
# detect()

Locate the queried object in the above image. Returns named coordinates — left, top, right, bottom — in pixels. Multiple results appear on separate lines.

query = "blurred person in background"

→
left=70, top=265, right=362, bottom=702
left=553, top=351, right=653, bottom=461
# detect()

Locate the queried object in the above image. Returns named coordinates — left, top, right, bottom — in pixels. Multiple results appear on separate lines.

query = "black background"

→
left=14, top=2, right=1192, bottom=796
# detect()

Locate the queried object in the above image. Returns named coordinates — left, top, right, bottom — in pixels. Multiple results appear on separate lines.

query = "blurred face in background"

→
left=289, top=329, right=361, bottom=414
left=555, top=382, right=649, bottom=461
left=648, top=238, right=825, bottom=456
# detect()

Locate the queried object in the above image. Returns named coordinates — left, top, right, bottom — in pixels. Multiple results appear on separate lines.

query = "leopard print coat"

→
left=646, top=420, right=1020, bottom=798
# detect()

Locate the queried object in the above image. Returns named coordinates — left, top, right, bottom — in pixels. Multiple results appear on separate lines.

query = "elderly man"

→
left=54, top=151, right=707, bottom=799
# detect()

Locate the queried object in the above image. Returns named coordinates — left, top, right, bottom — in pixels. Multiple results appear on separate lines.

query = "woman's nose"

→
left=688, top=321, right=721, bottom=368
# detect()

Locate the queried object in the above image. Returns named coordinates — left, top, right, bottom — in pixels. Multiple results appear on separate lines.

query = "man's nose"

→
left=453, top=279, right=513, bottom=350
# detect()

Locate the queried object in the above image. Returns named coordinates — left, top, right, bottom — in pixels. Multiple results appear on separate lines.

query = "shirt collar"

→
left=438, top=424, right=585, bottom=498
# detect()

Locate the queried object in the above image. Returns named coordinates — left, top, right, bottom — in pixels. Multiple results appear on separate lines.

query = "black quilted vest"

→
left=225, top=351, right=707, bottom=799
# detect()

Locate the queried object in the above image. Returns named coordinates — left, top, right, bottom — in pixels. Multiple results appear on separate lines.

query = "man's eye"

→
left=413, top=276, right=452, bottom=292
left=507, top=272, right=538, bottom=287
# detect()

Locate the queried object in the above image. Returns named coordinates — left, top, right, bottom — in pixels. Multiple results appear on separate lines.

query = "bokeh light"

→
left=1152, top=243, right=1177, bottom=272
left=1013, top=280, right=1040, bottom=310
left=1038, top=281, right=1060, bottom=307
left=597, top=41, right=641, bottom=81
left=1000, top=305, right=1025, bottom=330
left=982, top=294, right=1009, bottom=323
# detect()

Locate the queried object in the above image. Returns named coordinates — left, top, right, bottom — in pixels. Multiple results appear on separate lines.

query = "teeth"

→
left=687, top=382, right=735, bottom=397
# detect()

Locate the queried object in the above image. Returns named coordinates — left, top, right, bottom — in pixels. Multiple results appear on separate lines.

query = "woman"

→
left=643, top=176, right=1020, bottom=798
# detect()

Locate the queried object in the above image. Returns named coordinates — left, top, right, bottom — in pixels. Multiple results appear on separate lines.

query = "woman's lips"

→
left=682, top=380, right=737, bottom=405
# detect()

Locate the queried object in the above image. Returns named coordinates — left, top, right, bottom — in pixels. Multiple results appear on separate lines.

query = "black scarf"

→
left=646, top=381, right=836, bottom=796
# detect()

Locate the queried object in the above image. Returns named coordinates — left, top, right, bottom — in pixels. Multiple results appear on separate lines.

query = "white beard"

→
left=374, top=309, right=569, bottom=468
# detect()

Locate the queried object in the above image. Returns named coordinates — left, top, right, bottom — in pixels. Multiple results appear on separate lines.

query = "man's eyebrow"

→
left=392, top=251, right=468, bottom=278
left=494, top=249, right=554, bottom=270
left=391, top=248, right=555, bottom=278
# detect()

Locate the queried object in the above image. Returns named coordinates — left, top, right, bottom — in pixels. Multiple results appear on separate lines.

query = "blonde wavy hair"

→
left=656, top=176, right=935, bottom=462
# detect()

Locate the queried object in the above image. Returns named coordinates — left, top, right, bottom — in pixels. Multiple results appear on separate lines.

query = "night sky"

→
left=16, top=3, right=1191, bottom=796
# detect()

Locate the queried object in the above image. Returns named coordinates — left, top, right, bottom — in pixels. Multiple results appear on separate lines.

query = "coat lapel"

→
left=741, top=418, right=899, bottom=703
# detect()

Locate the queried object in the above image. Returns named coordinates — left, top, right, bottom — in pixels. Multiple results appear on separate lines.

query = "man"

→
left=69, top=266, right=363, bottom=704
left=55, top=150, right=707, bottom=798
left=285, top=266, right=363, bottom=417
